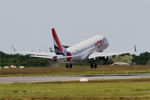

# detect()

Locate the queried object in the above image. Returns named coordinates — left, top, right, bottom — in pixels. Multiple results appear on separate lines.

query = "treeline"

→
left=132, top=52, right=150, bottom=65
left=0, top=51, right=150, bottom=67
left=0, top=51, right=50, bottom=67
left=112, top=52, right=150, bottom=65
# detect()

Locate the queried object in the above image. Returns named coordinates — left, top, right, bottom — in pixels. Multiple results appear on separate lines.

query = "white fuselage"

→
left=64, top=35, right=109, bottom=62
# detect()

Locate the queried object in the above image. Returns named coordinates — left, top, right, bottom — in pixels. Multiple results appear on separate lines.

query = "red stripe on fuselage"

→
left=52, top=28, right=63, bottom=53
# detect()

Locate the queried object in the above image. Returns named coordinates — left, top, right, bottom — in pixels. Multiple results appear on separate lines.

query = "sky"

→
left=0, top=0, right=149, bottom=54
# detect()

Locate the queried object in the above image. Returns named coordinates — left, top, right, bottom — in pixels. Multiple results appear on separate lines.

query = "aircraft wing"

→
left=88, top=52, right=131, bottom=59
left=14, top=49, right=81, bottom=60
left=27, top=52, right=58, bottom=60
left=15, top=51, right=55, bottom=56
left=14, top=50, right=56, bottom=59
left=31, top=54, right=81, bottom=59
left=30, top=55, right=55, bottom=59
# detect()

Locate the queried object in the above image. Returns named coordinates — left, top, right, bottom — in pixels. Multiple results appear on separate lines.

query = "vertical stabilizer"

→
left=51, top=28, right=64, bottom=55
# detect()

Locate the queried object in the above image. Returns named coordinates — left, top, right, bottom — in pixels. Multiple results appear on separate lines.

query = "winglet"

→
left=12, top=44, right=17, bottom=52
left=134, top=45, right=137, bottom=52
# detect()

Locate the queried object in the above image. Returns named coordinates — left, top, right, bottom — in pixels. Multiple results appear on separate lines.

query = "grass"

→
left=0, top=78, right=150, bottom=100
left=0, top=65, right=150, bottom=77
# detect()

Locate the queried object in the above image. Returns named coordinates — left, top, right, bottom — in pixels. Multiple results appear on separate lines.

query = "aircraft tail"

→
left=51, top=28, right=64, bottom=55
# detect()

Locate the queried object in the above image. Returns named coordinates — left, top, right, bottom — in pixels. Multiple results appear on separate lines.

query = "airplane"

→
left=22, top=28, right=132, bottom=68
left=12, top=28, right=134, bottom=68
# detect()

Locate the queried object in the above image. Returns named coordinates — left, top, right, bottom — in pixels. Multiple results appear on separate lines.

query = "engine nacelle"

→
left=101, top=56, right=112, bottom=61
left=53, top=56, right=58, bottom=62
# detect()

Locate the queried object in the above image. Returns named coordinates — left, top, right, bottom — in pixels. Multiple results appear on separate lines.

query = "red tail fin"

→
left=52, top=28, right=63, bottom=55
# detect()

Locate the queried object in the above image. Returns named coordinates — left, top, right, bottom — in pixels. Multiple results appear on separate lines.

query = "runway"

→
left=0, top=73, right=150, bottom=83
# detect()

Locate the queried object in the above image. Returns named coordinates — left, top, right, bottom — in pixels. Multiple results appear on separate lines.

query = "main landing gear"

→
left=90, top=63, right=97, bottom=69
left=65, top=63, right=97, bottom=69
left=66, top=63, right=72, bottom=68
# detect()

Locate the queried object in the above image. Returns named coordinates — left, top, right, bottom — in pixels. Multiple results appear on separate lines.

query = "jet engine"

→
left=53, top=56, right=58, bottom=62
left=100, top=56, right=112, bottom=61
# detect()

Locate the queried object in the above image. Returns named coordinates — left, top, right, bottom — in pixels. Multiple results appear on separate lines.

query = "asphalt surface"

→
left=0, top=73, right=150, bottom=83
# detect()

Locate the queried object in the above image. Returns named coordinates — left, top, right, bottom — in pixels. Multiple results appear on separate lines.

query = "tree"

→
left=132, top=52, right=150, bottom=65
left=0, top=51, right=50, bottom=67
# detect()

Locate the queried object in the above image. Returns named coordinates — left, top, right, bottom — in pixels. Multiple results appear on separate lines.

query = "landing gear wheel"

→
left=69, top=64, right=72, bottom=68
left=94, top=63, right=97, bottom=68
left=66, top=64, right=69, bottom=68
left=90, top=63, right=97, bottom=69
left=66, top=64, right=72, bottom=68
left=90, top=63, right=94, bottom=69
